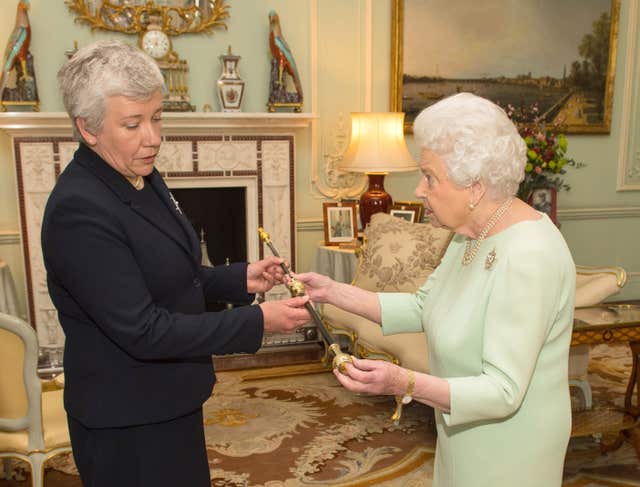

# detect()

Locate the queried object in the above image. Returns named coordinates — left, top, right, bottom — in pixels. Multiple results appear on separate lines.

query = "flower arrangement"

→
left=504, top=103, right=585, bottom=201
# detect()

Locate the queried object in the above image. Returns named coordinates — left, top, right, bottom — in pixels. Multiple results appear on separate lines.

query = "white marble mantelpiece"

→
left=0, top=112, right=317, bottom=137
left=0, top=112, right=316, bottom=348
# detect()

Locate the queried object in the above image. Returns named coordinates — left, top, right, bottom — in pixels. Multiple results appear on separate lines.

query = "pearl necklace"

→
left=462, top=197, right=513, bottom=266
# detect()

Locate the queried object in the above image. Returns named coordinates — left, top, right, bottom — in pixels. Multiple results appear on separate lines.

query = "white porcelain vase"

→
left=217, top=46, right=245, bottom=112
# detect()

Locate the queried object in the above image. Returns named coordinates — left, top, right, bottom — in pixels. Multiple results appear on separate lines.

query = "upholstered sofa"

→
left=321, top=213, right=627, bottom=408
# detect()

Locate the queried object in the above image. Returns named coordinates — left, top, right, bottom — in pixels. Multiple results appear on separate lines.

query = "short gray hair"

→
left=58, top=40, right=165, bottom=142
left=413, top=93, right=526, bottom=199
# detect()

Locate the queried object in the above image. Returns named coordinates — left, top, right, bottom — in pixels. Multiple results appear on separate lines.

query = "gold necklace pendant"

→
left=462, top=198, right=513, bottom=266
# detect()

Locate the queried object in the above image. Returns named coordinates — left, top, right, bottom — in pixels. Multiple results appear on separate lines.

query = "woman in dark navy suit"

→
left=42, top=40, right=310, bottom=487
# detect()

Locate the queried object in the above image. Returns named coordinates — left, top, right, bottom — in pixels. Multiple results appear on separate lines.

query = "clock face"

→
left=141, top=29, right=170, bottom=59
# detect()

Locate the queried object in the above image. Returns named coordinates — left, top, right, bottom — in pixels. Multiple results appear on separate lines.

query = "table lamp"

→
left=338, top=112, right=417, bottom=226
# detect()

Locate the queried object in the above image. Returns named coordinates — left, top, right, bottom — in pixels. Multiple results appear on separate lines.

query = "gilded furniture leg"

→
left=600, top=340, right=640, bottom=456
left=625, top=341, right=640, bottom=459
left=624, top=341, right=640, bottom=415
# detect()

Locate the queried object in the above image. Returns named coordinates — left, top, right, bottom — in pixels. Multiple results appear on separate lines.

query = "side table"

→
left=313, top=244, right=359, bottom=284
left=570, top=304, right=640, bottom=457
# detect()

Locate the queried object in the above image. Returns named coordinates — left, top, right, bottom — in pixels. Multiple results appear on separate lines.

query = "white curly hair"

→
left=58, top=40, right=165, bottom=143
left=413, top=92, right=526, bottom=199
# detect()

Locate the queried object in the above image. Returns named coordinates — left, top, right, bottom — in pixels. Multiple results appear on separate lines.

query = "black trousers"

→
left=67, top=408, right=210, bottom=487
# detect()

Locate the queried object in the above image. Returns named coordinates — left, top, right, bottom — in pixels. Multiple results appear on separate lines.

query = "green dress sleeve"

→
left=377, top=287, right=428, bottom=335
left=377, top=253, right=446, bottom=335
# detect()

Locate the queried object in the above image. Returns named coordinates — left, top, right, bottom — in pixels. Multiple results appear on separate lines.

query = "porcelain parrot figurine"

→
left=268, top=10, right=303, bottom=102
left=0, top=0, right=32, bottom=99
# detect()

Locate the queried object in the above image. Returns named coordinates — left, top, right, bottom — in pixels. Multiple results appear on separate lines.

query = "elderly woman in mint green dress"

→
left=296, top=92, right=575, bottom=487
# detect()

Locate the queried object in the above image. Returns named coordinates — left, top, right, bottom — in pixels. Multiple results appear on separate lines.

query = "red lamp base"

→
left=359, top=173, right=392, bottom=227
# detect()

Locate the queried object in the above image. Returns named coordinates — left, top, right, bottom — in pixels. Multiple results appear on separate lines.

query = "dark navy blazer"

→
left=42, top=143, right=263, bottom=428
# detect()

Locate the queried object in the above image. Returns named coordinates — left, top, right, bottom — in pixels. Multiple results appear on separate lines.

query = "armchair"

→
left=321, top=212, right=453, bottom=372
left=0, top=312, right=71, bottom=487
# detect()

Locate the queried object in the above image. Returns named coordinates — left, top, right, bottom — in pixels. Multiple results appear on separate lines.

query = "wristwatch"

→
left=401, top=369, right=415, bottom=404
left=391, top=368, right=416, bottom=424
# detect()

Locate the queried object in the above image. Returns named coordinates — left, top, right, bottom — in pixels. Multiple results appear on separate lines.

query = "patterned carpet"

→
left=1, top=344, right=639, bottom=486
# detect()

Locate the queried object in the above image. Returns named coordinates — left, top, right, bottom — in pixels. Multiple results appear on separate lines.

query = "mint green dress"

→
left=378, top=214, right=575, bottom=487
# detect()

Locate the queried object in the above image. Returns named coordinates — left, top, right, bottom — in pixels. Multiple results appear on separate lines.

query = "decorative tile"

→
left=20, top=143, right=56, bottom=192
left=24, top=190, right=65, bottom=347
left=58, top=142, right=79, bottom=174
left=197, top=141, right=258, bottom=172
left=156, top=141, right=193, bottom=173
left=262, top=141, right=290, bottom=186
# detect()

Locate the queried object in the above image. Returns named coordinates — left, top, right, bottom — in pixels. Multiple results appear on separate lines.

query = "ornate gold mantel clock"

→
left=66, top=0, right=230, bottom=111
left=139, top=18, right=193, bottom=111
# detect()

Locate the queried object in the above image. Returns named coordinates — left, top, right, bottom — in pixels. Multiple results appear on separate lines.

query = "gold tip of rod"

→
left=258, top=227, right=270, bottom=243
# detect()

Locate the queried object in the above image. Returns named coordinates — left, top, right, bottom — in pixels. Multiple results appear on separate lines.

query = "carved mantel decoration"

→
left=0, top=112, right=313, bottom=348
left=314, top=112, right=367, bottom=200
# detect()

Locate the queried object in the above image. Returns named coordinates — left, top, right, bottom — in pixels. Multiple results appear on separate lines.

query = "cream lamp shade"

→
left=339, top=112, right=417, bottom=226
left=339, top=112, right=417, bottom=173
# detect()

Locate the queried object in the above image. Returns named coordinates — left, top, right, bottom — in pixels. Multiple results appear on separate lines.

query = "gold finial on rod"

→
left=258, top=227, right=270, bottom=244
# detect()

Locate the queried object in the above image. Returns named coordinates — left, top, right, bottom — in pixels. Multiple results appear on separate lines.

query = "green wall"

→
left=1, top=0, right=640, bottom=321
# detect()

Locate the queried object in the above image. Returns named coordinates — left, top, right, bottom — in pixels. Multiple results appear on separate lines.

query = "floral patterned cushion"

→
left=353, top=212, right=453, bottom=292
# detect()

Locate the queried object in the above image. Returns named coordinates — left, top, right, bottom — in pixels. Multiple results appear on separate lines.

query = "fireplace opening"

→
left=171, top=187, right=247, bottom=266
left=171, top=187, right=247, bottom=312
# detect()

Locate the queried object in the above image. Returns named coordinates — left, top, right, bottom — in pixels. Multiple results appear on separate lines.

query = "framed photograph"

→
left=390, top=0, right=620, bottom=134
left=390, top=201, right=424, bottom=223
left=528, top=187, right=557, bottom=223
left=323, top=202, right=358, bottom=246
left=340, top=198, right=363, bottom=232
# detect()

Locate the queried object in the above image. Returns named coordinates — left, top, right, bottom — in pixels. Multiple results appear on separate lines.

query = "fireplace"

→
left=0, top=112, right=318, bottom=360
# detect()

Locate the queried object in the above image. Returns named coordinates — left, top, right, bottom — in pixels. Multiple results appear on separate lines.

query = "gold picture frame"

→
left=390, top=0, right=620, bottom=134
left=390, top=201, right=424, bottom=223
left=323, top=202, right=358, bottom=246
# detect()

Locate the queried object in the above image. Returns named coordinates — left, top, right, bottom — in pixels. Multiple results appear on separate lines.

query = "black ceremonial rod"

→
left=257, top=227, right=335, bottom=345
left=258, top=227, right=352, bottom=373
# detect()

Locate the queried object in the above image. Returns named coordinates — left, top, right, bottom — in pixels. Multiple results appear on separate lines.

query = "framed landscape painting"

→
left=390, top=0, right=620, bottom=134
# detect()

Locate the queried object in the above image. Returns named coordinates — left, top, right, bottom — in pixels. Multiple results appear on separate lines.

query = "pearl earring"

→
left=468, top=201, right=475, bottom=210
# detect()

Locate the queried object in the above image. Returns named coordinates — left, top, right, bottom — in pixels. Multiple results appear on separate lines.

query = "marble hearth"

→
left=0, top=112, right=315, bottom=351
